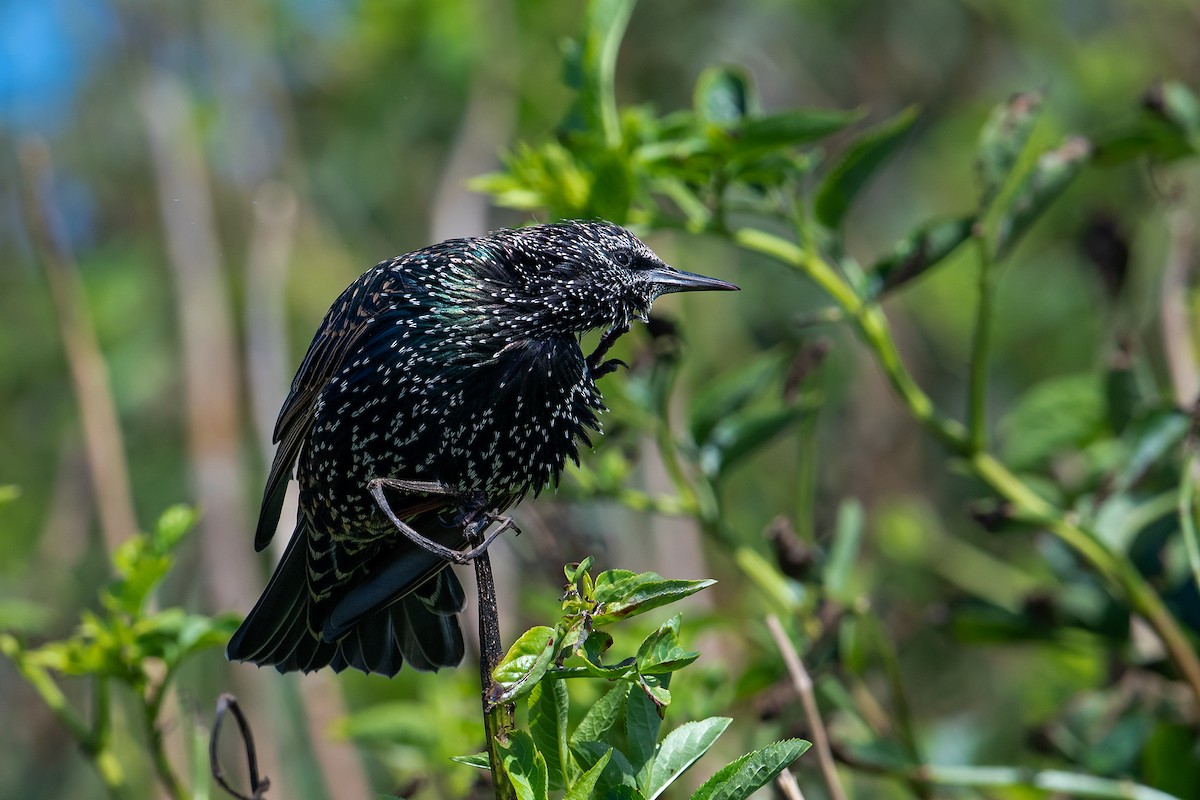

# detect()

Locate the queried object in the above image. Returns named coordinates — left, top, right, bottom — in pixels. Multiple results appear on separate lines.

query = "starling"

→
left=226, top=221, right=737, bottom=676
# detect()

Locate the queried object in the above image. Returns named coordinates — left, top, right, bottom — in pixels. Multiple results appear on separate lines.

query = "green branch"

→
left=729, top=225, right=1200, bottom=708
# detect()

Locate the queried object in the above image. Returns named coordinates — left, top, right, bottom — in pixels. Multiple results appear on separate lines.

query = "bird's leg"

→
left=367, top=478, right=515, bottom=565
left=453, top=512, right=520, bottom=562
left=586, top=322, right=631, bottom=378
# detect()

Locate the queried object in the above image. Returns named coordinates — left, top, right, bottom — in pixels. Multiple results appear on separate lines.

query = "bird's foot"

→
left=586, top=322, right=631, bottom=379
left=590, top=358, right=628, bottom=378
left=367, top=477, right=516, bottom=564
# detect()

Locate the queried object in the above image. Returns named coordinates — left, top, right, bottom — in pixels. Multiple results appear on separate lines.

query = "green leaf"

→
left=1111, top=410, right=1190, bottom=494
left=588, top=149, right=635, bottom=223
left=814, top=106, right=919, bottom=229
left=870, top=216, right=975, bottom=295
left=565, top=557, right=595, bottom=585
left=571, top=683, right=629, bottom=747
left=530, top=678, right=571, bottom=790
left=689, top=351, right=789, bottom=444
left=999, top=374, right=1105, bottom=470
left=572, top=741, right=639, bottom=795
left=1146, top=80, right=1200, bottom=143
left=564, top=748, right=613, bottom=800
left=567, top=0, right=637, bottom=144
left=501, top=731, right=550, bottom=800
left=579, top=629, right=614, bottom=665
left=152, top=505, right=198, bottom=555
left=694, top=66, right=756, bottom=126
left=824, top=499, right=864, bottom=603
left=976, top=91, right=1043, bottom=207
left=736, top=108, right=864, bottom=150
left=636, top=615, right=699, bottom=675
left=690, top=739, right=812, bottom=800
left=647, top=718, right=732, bottom=800
left=638, top=674, right=671, bottom=709
left=450, top=752, right=492, bottom=770
left=592, top=571, right=716, bottom=626
left=993, top=136, right=1092, bottom=259
left=626, top=680, right=662, bottom=790
left=699, top=406, right=809, bottom=479
left=489, top=626, right=558, bottom=707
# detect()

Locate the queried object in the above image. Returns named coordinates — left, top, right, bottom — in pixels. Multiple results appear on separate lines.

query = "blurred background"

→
left=3, top=1, right=1200, bottom=798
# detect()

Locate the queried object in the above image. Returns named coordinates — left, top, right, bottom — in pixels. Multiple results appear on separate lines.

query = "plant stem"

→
left=141, top=688, right=188, bottom=800
left=733, top=225, right=1200, bottom=708
left=475, top=550, right=517, bottom=800
left=766, top=616, right=846, bottom=800
left=967, top=232, right=995, bottom=452
left=0, top=639, right=131, bottom=799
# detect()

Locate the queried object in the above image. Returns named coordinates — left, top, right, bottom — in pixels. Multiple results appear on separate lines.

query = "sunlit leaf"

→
left=646, top=717, right=731, bottom=800
left=563, top=748, right=613, bottom=800
left=636, top=615, right=699, bottom=675
left=570, top=683, right=629, bottom=748
left=572, top=741, right=639, bottom=795
left=625, top=677, right=662, bottom=787
left=592, top=571, right=715, bottom=626
left=489, top=626, right=558, bottom=707
left=690, top=739, right=811, bottom=800
left=450, top=752, right=491, bottom=770
left=530, top=678, right=571, bottom=790
left=501, top=730, right=549, bottom=800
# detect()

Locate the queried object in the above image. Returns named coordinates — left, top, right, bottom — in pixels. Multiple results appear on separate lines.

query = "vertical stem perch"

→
left=475, top=550, right=516, bottom=800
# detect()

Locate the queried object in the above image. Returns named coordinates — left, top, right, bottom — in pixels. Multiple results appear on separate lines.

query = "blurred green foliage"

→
left=4, top=1, right=1200, bottom=799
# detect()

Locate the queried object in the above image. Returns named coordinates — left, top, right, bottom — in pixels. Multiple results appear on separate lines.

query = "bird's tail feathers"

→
left=226, top=522, right=465, bottom=676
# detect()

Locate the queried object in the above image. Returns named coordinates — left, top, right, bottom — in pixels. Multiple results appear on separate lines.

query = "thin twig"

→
left=1161, top=209, right=1198, bottom=407
left=210, top=694, right=270, bottom=800
left=776, top=767, right=806, bottom=800
left=17, top=138, right=138, bottom=556
left=766, top=615, right=848, bottom=800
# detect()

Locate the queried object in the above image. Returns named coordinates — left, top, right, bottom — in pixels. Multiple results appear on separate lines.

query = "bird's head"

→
left=485, top=220, right=738, bottom=338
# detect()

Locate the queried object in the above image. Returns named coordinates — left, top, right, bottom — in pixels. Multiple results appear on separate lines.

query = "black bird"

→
left=226, top=221, right=737, bottom=676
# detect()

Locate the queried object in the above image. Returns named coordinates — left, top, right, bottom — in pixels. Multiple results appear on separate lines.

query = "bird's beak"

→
left=645, top=264, right=740, bottom=295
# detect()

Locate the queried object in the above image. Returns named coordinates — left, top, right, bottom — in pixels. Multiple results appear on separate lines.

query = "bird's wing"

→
left=254, top=266, right=402, bottom=551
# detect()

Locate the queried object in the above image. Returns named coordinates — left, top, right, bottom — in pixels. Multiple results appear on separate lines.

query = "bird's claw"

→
left=590, top=358, right=628, bottom=378
left=586, top=323, right=631, bottom=378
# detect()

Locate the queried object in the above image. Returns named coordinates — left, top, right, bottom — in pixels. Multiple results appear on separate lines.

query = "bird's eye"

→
left=614, top=250, right=633, bottom=267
